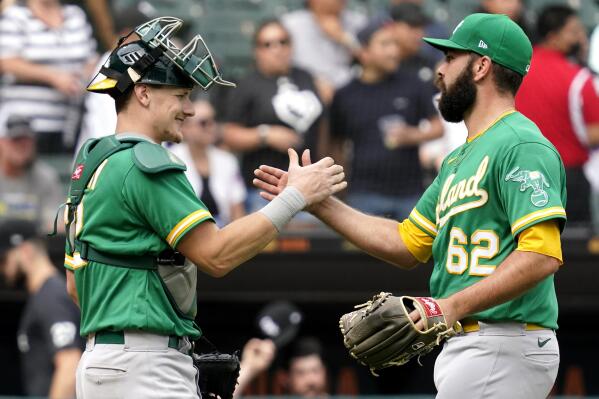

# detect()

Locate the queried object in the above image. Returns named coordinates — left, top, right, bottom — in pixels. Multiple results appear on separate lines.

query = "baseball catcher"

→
left=339, top=292, right=460, bottom=374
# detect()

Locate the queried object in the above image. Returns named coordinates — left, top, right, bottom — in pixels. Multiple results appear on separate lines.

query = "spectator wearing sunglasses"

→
left=222, top=20, right=324, bottom=214
left=170, top=99, right=246, bottom=227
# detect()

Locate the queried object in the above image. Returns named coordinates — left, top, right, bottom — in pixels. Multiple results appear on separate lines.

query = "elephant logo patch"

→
left=505, top=167, right=550, bottom=207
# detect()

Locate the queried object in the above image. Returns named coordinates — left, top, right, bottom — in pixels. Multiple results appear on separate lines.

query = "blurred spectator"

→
left=516, top=5, right=599, bottom=225
left=0, top=219, right=82, bottom=399
left=281, top=0, right=367, bottom=102
left=419, top=94, right=468, bottom=172
left=170, top=100, right=246, bottom=227
left=0, top=116, right=64, bottom=233
left=390, top=3, right=435, bottom=83
left=83, top=0, right=116, bottom=52
left=388, top=0, right=449, bottom=63
left=222, top=19, right=323, bottom=213
left=329, top=17, right=442, bottom=219
left=389, top=3, right=465, bottom=172
left=0, top=0, right=97, bottom=154
left=478, top=0, right=535, bottom=43
left=234, top=338, right=277, bottom=398
left=1, top=0, right=17, bottom=12
left=234, top=336, right=329, bottom=398
left=75, top=6, right=148, bottom=153
left=285, top=337, right=329, bottom=397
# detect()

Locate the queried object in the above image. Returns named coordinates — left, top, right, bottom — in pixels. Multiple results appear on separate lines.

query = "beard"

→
left=438, top=61, right=477, bottom=123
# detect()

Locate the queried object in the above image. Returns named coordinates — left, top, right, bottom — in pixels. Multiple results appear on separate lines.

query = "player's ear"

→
left=133, top=84, right=151, bottom=107
left=473, top=55, right=492, bottom=82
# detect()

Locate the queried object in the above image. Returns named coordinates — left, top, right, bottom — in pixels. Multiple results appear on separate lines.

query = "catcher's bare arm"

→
left=179, top=150, right=346, bottom=277
left=177, top=215, right=278, bottom=278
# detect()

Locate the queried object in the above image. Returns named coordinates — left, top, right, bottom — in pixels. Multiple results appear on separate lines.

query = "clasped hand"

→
left=253, top=149, right=346, bottom=207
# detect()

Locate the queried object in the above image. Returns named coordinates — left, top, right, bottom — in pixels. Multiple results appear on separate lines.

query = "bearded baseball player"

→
left=60, top=16, right=346, bottom=399
left=254, top=13, right=565, bottom=398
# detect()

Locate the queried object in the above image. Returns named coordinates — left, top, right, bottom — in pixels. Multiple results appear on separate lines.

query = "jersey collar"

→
left=467, top=109, right=516, bottom=143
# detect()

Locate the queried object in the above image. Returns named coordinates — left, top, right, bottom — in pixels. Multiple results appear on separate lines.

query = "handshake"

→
left=252, top=148, right=346, bottom=228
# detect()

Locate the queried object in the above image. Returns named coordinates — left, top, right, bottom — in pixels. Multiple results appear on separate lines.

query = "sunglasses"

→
left=257, top=38, right=291, bottom=49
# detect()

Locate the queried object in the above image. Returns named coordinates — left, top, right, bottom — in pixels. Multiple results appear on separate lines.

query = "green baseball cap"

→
left=423, top=13, right=532, bottom=76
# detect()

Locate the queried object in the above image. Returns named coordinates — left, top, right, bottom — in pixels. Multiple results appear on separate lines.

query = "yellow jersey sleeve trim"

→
left=516, top=220, right=563, bottom=264
left=64, top=253, right=88, bottom=270
left=409, top=209, right=437, bottom=237
left=398, top=219, right=434, bottom=263
left=511, top=207, right=566, bottom=235
left=166, top=209, right=213, bottom=247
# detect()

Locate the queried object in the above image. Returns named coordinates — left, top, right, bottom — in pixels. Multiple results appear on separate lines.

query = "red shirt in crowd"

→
left=516, top=46, right=599, bottom=167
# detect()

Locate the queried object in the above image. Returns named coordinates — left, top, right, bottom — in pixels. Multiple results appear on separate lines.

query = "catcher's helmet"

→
left=87, top=16, right=234, bottom=97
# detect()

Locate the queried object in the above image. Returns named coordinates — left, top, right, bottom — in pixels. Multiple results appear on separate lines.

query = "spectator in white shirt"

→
left=170, top=100, right=246, bottom=227
left=0, top=0, right=97, bottom=154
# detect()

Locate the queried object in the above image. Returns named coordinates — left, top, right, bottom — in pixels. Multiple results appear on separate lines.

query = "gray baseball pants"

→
left=434, top=322, right=559, bottom=399
left=76, top=331, right=200, bottom=399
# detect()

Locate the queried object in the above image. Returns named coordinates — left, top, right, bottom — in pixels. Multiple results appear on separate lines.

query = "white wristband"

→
left=259, top=186, right=306, bottom=231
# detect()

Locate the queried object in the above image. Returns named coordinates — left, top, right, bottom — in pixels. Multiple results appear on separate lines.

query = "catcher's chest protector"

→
left=54, top=135, right=198, bottom=320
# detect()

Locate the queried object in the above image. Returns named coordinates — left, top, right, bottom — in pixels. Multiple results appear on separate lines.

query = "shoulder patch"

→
left=505, top=166, right=550, bottom=207
left=132, top=142, right=187, bottom=174
left=50, top=321, right=77, bottom=348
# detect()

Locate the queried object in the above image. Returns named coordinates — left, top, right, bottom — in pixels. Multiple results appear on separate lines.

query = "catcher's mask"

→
left=87, top=16, right=234, bottom=98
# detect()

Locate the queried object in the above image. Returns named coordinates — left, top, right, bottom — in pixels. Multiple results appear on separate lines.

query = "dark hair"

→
left=287, top=337, right=324, bottom=368
left=492, top=62, right=524, bottom=96
left=252, top=18, right=290, bottom=47
left=114, top=86, right=134, bottom=114
left=537, top=5, right=576, bottom=40
left=468, top=53, right=523, bottom=96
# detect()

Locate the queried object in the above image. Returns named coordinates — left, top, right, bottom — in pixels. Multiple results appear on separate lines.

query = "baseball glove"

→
left=339, top=292, right=459, bottom=375
left=193, top=351, right=240, bottom=399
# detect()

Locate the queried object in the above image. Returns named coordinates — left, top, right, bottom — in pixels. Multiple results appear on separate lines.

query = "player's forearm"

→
left=312, top=197, right=418, bottom=268
left=211, top=214, right=278, bottom=272
left=447, top=250, right=560, bottom=320
left=0, top=58, right=57, bottom=85
left=180, top=214, right=277, bottom=278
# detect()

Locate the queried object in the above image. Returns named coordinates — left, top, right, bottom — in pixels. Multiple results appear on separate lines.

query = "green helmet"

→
left=87, top=16, right=234, bottom=97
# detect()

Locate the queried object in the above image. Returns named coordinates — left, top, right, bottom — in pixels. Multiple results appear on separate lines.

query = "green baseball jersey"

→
left=409, top=111, right=566, bottom=329
left=64, top=138, right=213, bottom=338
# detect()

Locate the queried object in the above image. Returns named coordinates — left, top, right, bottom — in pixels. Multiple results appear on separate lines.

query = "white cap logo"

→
left=453, top=20, right=465, bottom=35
